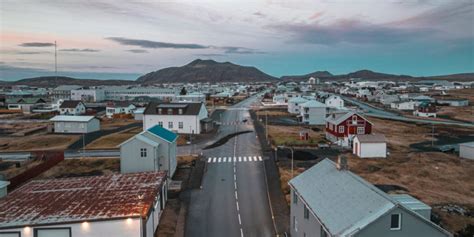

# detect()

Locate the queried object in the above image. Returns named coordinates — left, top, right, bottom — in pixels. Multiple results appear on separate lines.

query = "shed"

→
left=353, top=134, right=387, bottom=158
left=50, top=115, right=100, bottom=134
left=459, top=142, right=474, bottom=160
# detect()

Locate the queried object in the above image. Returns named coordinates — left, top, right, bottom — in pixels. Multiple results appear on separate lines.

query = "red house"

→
left=325, top=112, right=372, bottom=147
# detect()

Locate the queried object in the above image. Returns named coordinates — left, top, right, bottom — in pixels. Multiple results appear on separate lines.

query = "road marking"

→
left=213, top=157, right=217, bottom=163
left=218, top=158, right=221, bottom=163
left=207, top=158, right=211, bottom=163
left=234, top=181, right=237, bottom=190
left=233, top=157, right=236, bottom=162
left=236, top=201, right=239, bottom=211
left=243, top=156, right=247, bottom=162
left=238, top=157, right=242, bottom=162
left=238, top=214, right=242, bottom=225
left=233, top=166, right=236, bottom=173
left=206, top=155, right=263, bottom=163
left=240, top=228, right=244, bottom=237
left=235, top=191, right=238, bottom=200
left=223, top=157, right=227, bottom=162
left=253, top=156, right=257, bottom=161
left=234, top=174, right=236, bottom=180
left=258, top=156, right=262, bottom=161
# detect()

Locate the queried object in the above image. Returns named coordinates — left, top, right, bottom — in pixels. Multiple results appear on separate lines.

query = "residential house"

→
left=51, top=85, right=82, bottom=101
left=459, top=142, right=474, bottom=160
left=353, top=134, right=387, bottom=158
left=379, top=95, right=400, bottom=106
left=59, top=100, right=86, bottom=115
left=272, top=95, right=287, bottom=105
left=390, top=101, right=417, bottom=111
left=173, top=92, right=206, bottom=103
left=6, top=97, right=47, bottom=113
left=0, top=172, right=168, bottom=237
left=71, top=88, right=105, bottom=102
left=325, top=112, right=372, bottom=147
left=106, top=101, right=136, bottom=118
left=299, top=100, right=327, bottom=125
left=143, top=102, right=208, bottom=134
left=413, top=102, right=437, bottom=118
left=119, top=125, right=177, bottom=177
left=133, top=107, right=145, bottom=121
left=288, top=97, right=308, bottom=114
left=289, top=158, right=452, bottom=237
left=436, top=98, right=469, bottom=107
left=50, top=115, right=100, bottom=133
left=325, top=95, right=344, bottom=109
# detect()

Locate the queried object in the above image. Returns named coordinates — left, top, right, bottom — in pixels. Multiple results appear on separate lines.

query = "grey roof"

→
left=50, top=115, right=96, bottom=122
left=289, top=159, right=394, bottom=236
left=355, top=134, right=386, bottom=143
left=289, top=159, right=451, bottom=236
left=390, top=194, right=431, bottom=212
left=54, top=85, right=82, bottom=91
left=460, top=141, right=474, bottom=148
left=288, top=97, right=308, bottom=103
left=300, top=100, right=326, bottom=108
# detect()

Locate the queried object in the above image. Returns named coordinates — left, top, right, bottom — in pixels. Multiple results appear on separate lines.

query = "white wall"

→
left=0, top=218, right=141, bottom=237
left=354, top=141, right=387, bottom=158
left=460, top=145, right=474, bottom=159
left=144, top=115, right=201, bottom=134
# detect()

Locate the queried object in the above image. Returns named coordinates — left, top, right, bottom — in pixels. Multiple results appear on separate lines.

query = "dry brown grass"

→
left=278, top=166, right=303, bottom=205
left=37, top=158, right=120, bottom=179
left=0, top=160, right=43, bottom=179
left=0, top=134, right=79, bottom=151
left=437, top=106, right=474, bottom=123
left=449, top=88, right=474, bottom=104
left=268, top=125, right=326, bottom=146
left=177, top=155, right=196, bottom=166
left=86, top=127, right=142, bottom=149
left=100, top=118, right=137, bottom=130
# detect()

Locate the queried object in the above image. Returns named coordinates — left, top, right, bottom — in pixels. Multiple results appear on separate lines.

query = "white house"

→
left=272, top=95, right=287, bottom=105
left=0, top=172, right=168, bottom=237
left=50, top=115, right=100, bottom=134
left=59, top=100, right=86, bottom=115
left=299, top=100, right=327, bottom=125
left=325, top=95, right=344, bottom=109
left=289, top=157, right=452, bottom=237
left=106, top=101, right=136, bottom=118
left=459, top=142, right=474, bottom=160
left=390, top=101, right=417, bottom=111
left=119, top=125, right=177, bottom=177
left=143, top=102, right=208, bottom=134
left=71, top=88, right=105, bottom=102
left=287, top=97, right=308, bottom=114
left=353, top=134, right=387, bottom=158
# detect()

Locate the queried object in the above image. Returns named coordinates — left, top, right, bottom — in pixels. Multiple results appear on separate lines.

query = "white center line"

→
left=236, top=201, right=240, bottom=211
left=234, top=181, right=237, bottom=190
left=238, top=214, right=242, bottom=225
left=233, top=157, right=236, bottom=162
left=240, top=228, right=244, bottom=237
left=235, top=191, right=238, bottom=200
left=234, top=174, right=236, bottom=180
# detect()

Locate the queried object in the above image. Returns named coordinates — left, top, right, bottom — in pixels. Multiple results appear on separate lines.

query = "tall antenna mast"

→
left=54, top=41, right=57, bottom=80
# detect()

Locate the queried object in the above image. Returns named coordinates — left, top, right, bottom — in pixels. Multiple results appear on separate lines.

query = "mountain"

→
left=137, top=59, right=277, bottom=84
left=280, top=71, right=333, bottom=81
left=344, top=70, right=412, bottom=80
left=9, top=76, right=135, bottom=87
left=428, top=73, right=474, bottom=81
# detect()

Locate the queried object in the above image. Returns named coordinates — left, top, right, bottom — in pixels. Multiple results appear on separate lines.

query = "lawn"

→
left=37, top=158, right=120, bottom=179
left=267, top=125, right=326, bottom=146
left=86, top=127, right=142, bottom=149
left=0, top=134, right=80, bottom=152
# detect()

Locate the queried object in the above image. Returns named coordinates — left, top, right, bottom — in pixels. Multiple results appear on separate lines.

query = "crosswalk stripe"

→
left=218, top=158, right=221, bottom=163
left=208, top=158, right=211, bottom=163
left=258, top=156, right=262, bottom=161
left=239, top=157, right=242, bottom=162
left=243, top=157, right=247, bottom=162
left=223, top=157, right=227, bottom=162
left=213, top=158, right=217, bottom=163
left=253, top=156, right=257, bottom=161
left=207, top=155, right=263, bottom=163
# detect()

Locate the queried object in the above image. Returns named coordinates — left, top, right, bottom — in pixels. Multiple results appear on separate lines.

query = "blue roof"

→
left=147, top=125, right=178, bottom=143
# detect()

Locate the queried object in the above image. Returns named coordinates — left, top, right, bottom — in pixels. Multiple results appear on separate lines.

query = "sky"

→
left=0, top=0, right=473, bottom=81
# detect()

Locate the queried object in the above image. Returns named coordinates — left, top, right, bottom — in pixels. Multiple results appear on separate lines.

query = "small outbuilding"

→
left=50, top=115, right=100, bottom=134
left=353, top=134, right=387, bottom=158
left=459, top=142, right=474, bottom=160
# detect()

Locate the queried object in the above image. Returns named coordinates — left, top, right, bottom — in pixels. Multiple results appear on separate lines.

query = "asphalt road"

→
left=342, top=96, right=474, bottom=127
left=185, top=93, right=275, bottom=237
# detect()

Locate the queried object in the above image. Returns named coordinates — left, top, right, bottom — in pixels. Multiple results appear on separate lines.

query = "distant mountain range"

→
left=1, top=59, right=473, bottom=87
left=137, top=59, right=277, bottom=84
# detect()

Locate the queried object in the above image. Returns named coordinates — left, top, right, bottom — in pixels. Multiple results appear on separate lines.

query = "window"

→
left=320, top=228, right=328, bottom=237
left=338, top=126, right=344, bottom=133
left=167, top=109, right=173, bottom=115
left=158, top=108, right=162, bottom=114
left=390, top=213, right=401, bottom=230
left=304, top=205, right=309, bottom=219
left=293, top=191, right=298, bottom=204
left=158, top=121, right=163, bottom=127
left=140, top=148, right=147, bottom=157
left=357, top=127, right=365, bottom=134
left=168, top=121, right=173, bottom=129
left=34, top=227, right=71, bottom=237
left=0, top=232, right=21, bottom=237
left=179, top=122, right=184, bottom=129
left=178, top=109, right=183, bottom=115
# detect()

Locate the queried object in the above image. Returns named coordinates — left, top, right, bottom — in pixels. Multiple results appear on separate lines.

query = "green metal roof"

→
left=147, top=125, right=178, bottom=143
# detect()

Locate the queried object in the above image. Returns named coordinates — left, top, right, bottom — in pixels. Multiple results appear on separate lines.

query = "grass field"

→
left=37, top=158, right=120, bottom=179
left=86, top=127, right=142, bottom=149
left=0, top=134, right=80, bottom=152
left=267, top=125, right=326, bottom=146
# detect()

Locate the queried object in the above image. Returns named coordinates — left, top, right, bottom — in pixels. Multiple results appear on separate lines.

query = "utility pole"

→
left=54, top=41, right=57, bottom=80
left=265, top=110, right=268, bottom=141
left=431, top=123, right=435, bottom=147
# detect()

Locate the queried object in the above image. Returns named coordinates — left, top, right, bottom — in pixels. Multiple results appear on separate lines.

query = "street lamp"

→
left=277, top=145, right=294, bottom=178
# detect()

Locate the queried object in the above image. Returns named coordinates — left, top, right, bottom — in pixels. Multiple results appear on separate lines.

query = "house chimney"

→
left=337, top=155, right=348, bottom=171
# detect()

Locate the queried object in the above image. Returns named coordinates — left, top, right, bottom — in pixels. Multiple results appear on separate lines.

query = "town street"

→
left=185, top=94, right=275, bottom=237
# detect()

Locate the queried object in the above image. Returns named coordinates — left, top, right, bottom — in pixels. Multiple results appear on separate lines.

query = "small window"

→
left=158, top=108, right=162, bottom=114
left=167, top=108, right=173, bottom=115
left=178, top=109, right=183, bottom=115
left=390, top=213, right=401, bottom=230
left=168, top=121, right=173, bottom=129
left=304, top=205, right=309, bottom=219
left=179, top=122, right=183, bottom=129
left=293, top=191, right=298, bottom=204
left=140, top=148, right=147, bottom=157
left=158, top=121, right=163, bottom=127
left=338, top=126, right=344, bottom=133
left=357, top=127, right=365, bottom=134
